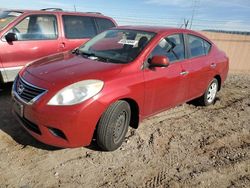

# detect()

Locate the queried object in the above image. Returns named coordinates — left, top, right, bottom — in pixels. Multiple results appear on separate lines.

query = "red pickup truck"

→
left=0, top=8, right=117, bottom=83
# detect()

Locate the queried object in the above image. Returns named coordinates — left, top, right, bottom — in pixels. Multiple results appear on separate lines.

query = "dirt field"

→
left=0, top=73, right=249, bottom=188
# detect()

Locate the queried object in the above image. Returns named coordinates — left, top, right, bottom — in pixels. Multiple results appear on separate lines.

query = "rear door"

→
left=181, top=34, right=213, bottom=100
left=0, top=13, right=61, bottom=70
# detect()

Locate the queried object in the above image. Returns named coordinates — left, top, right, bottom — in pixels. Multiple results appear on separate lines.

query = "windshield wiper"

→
left=72, top=49, right=95, bottom=57
left=80, top=51, right=97, bottom=57
left=71, top=48, right=80, bottom=55
left=97, top=56, right=125, bottom=64
left=74, top=50, right=125, bottom=64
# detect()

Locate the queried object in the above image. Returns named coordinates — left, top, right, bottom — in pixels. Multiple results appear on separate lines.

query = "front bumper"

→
left=12, top=94, right=106, bottom=148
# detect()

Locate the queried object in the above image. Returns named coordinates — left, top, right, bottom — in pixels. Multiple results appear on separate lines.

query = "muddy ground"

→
left=0, top=73, right=249, bottom=188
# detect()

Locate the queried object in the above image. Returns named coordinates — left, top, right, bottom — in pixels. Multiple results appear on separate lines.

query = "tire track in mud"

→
left=142, top=142, right=250, bottom=188
left=1, top=74, right=250, bottom=187
left=140, top=75, right=250, bottom=188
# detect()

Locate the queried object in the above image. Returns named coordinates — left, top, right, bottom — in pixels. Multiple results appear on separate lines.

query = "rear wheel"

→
left=197, top=78, right=218, bottom=106
left=96, top=100, right=131, bottom=151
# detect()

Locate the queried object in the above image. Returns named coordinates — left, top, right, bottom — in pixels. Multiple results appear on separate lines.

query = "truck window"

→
left=62, top=15, right=97, bottom=39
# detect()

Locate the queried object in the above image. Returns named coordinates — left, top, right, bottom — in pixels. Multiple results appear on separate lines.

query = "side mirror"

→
left=150, top=55, right=170, bottom=67
left=5, top=33, right=18, bottom=43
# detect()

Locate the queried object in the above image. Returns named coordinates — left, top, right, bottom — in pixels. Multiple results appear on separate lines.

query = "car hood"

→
left=25, top=52, right=123, bottom=86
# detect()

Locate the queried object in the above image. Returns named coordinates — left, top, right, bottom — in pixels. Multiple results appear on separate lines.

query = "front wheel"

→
left=197, top=78, right=219, bottom=106
left=96, top=100, right=131, bottom=151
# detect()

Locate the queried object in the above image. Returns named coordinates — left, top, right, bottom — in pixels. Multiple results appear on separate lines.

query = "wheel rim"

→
left=113, top=111, right=127, bottom=144
left=207, top=82, right=217, bottom=103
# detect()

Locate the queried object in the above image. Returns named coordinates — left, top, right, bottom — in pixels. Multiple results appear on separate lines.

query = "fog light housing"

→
left=48, top=127, right=67, bottom=140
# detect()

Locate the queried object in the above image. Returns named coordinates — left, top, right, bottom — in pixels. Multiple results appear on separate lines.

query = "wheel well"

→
left=123, top=98, right=140, bottom=129
left=214, top=75, right=221, bottom=91
left=0, top=72, right=3, bottom=84
left=93, top=98, right=140, bottom=140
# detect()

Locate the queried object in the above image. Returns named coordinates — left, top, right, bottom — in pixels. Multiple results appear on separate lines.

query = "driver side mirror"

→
left=149, top=55, right=170, bottom=67
left=5, top=33, right=18, bottom=43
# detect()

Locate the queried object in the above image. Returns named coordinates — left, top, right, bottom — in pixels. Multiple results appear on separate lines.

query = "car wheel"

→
left=97, top=100, right=131, bottom=151
left=198, top=78, right=219, bottom=106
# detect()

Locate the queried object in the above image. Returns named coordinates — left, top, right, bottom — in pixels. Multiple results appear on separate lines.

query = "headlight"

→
left=48, top=80, right=104, bottom=106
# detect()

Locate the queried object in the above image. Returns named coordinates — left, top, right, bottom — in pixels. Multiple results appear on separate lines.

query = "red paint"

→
left=13, top=26, right=229, bottom=148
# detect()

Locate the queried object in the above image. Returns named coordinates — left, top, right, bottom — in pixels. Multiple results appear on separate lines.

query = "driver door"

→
left=143, top=34, right=188, bottom=116
left=0, top=13, right=62, bottom=70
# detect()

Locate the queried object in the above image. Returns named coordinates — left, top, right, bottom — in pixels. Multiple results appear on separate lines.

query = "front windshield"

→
left=78, top=29, right=156, bottom=64
left=0, top=11, right=22, bottom=30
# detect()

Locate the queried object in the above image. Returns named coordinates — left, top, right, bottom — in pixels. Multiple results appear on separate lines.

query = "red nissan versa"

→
left=12, top=26, right=229, bottom=151
left=0, top=8, right=116, bottom=83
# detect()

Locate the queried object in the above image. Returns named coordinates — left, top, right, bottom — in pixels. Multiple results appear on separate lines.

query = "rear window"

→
left=95, top=18, right=115, bottom=33
left=203, top=40, right=211, bottom=55
left=62, top=15, right=97, bottom=39
left=188, top=35, right=211, bottom=58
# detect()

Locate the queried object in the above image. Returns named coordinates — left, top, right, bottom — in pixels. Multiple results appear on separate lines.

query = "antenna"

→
left=189, top=0, right=200, bottom=29
left=184, top=19, right=189, bottom=29
left=180, top=19, right=189, bottom=29
left=74, top=5, right=76, bottom=12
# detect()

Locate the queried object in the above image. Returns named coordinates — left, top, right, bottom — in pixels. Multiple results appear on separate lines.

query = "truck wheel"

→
left=97, top=100, right=131, bottom=151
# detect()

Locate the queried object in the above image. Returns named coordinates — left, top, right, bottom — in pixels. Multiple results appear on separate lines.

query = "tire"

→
left=197, top=78, right=219, bottom=106
left=96, top=100, right=131, bottom=151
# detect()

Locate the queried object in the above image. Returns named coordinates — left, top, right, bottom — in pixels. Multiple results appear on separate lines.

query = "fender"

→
left=97, top=75, right=145, bottom=124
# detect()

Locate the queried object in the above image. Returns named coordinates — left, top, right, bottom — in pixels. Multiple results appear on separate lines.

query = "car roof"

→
left=114, top=25, right=211, bottom=41
left=117, top=25, right=195, bottom=33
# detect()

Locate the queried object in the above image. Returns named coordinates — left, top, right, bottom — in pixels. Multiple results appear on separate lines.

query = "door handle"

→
left=60, top=42, right=66, bottom=49
left=210, top=63, right=216, bottom=68
left=180, top=71, right=189, bottom=76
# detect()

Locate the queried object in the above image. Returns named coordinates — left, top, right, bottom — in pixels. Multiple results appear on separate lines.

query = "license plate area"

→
left=13, top=98, right=24, bottom=117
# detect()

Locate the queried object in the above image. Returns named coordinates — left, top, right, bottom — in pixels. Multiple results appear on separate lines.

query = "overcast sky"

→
left=1, top=0, right=249, bottom=31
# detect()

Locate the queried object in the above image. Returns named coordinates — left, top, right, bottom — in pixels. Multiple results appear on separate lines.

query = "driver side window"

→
left=8, top=14, right=58, bottom=41
left=151, top=34, right=185, bottom=63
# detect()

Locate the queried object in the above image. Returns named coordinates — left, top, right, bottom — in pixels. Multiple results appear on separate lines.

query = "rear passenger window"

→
left=9, top=15, right=58, bottom=40
left=188, top=35, right=211, bottom=58
left=151, top=34, right=185, bottom=62
left=62, top=15, right=97, bottom=39
left=95, top=18, right=115, bottom=33
left=203, top=40, right=211, bottom=55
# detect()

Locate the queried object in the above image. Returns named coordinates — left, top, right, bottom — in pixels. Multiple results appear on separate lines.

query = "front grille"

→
left=16, top=113, right=41, bottom=135
left=14, top=76, right=47, bottom=104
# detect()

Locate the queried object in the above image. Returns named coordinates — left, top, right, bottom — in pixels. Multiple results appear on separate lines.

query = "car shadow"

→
left=0, top=83, right=60, bottom=151
left=187, top=97, right=220, bottom=106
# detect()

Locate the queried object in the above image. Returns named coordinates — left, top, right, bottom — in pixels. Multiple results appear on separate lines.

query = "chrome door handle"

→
left=210, top=63, right=216, bottom=68
left=180, top=71, right=189, bottom=76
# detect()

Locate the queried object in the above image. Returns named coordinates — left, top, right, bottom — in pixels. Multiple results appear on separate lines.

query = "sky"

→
left=0, top=0, right=250, bottom=31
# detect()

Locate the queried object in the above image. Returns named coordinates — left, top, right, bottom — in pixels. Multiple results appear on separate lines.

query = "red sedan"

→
left=12, top=26, right=229, bottom=151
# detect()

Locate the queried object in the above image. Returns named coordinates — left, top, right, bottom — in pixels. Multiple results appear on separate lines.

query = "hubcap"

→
left=113, top=111, right=127, bottom=144
left=207, top=82, right=217, bottom=103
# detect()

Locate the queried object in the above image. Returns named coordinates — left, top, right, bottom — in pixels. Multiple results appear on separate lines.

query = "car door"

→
left=143, top=34, right=188, bottom=116
left=61, top=14, right=97, bottom=51
left=180, top=34, right=213, bottom=100
left=0, top=13, right=62, bottom=70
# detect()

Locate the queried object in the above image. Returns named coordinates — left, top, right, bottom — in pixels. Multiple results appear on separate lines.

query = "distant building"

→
left=203, top=29, right=250, bottom=35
